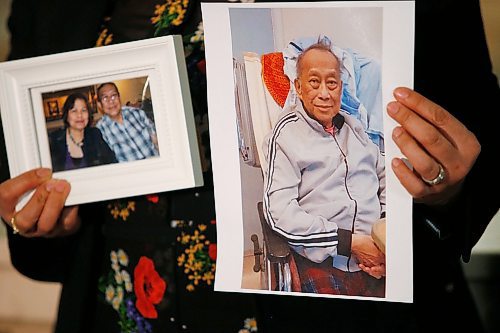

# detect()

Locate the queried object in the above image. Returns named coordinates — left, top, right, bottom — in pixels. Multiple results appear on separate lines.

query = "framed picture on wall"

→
left=0, top=36, right=203, bottom=208
left=203, top=1, right=415, bottom=303
left=46, top=100, right=61, bottom=119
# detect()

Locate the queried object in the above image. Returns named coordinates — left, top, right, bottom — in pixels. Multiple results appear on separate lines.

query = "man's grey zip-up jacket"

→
left=263, top=103, right=386, bottom=272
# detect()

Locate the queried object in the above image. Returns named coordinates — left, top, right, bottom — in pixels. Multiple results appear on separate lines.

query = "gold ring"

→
left=421, top=164, right=446, bottom=186
left=10, top=214, right=20, bottom=234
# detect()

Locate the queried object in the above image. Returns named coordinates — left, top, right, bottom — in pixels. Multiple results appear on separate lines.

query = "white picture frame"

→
left=0, top=35, right=203, bottom=207
left=203, top=1, right=414, bottom=302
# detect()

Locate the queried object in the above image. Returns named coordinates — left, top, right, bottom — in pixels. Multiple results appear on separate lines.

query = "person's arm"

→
left=48, top=129, right=67, bottom=173
left=95, top=119, right=110, bottom=146
left=388, top=86, right=499, bottom=261
left=138, top=108, right=159, bottom=151
left=3, top=0, right=113, bottom=283
left=6, top=226, right=77, bottom=282
left=263, top=127, right=345, bottom=264
left=1, top=117, right=81, bottom=281
left=1, top=119, right=70, bottom=282
left=401, top=0, right=500, bottom=262
left=0, top=168, right=81, bottom=281
left=137, top=109, right=157, bottom=135
left=352, top=233, right=386, bottom=279
left=0, top=169, right=76, bottom=236
left=5, top=202, right=103, bottom=283
left=352, top=147, right=386, bottom=278
left=88, top=127, right=117, bottom=164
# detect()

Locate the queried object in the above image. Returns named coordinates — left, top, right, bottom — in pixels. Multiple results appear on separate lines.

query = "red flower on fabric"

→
left=134, top=256, right=166, bottom=319
left=146, top=194, right=159, bottom=204
left=208, top=243, right=217, bottom=261
left=197, top=59, right=206, bottom=74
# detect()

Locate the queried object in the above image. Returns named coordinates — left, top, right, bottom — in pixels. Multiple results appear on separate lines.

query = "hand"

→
left=387, top=87, right=480, bottom=205
left=351, top=233, right=385, bottom=268
left=0, top=168, right=80, bottom=237
left=358, top=264, right=385, bottom=279
left=359, top=263, right=386, bottom=279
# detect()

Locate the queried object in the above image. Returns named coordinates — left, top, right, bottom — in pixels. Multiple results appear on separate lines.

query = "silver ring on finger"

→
left=421, top=163, right=446, bottom=186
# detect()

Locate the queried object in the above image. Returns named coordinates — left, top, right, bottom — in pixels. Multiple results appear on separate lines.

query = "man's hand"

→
left=359, top=263, right=386, bottom=279
left=0, top=168, right=80, bottom=237
left=388, top=87, right=481, bottom=205
left=351, top=233, right=385, bottom=279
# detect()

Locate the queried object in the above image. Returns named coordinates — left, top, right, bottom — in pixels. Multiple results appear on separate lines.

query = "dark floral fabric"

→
left=90, top=1, right=258, bottom=332
left=93, top=187, right=257, bottom=332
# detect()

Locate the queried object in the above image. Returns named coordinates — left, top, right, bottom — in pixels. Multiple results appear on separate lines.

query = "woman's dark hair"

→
left=62, top=92, right=93, bottom=128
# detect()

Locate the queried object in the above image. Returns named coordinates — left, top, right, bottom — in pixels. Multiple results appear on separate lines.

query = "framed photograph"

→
left=46, top=100, right=61, bottom=119
left=203, top=1, right=414, bottom=302
left=0, top=35, right=203, bottom=207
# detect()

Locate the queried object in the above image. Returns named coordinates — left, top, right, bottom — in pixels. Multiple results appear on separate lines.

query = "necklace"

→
left=68, top=129, right=84, bottom=147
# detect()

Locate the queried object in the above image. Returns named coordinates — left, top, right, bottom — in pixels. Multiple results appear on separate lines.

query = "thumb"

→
left=1, top=168, right=52, bottom=207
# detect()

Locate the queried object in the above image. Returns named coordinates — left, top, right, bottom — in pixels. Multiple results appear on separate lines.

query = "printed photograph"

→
left=232, top=6, right=386, bottom=298
left=203, top=1, right=414, bottom=302
left=42, top=77, right=158, bottom=172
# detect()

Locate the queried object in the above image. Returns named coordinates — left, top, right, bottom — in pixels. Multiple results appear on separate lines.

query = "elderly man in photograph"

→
left=96, top=82, right=159, bottom=162
left=263, top=40, right=386, bottom=297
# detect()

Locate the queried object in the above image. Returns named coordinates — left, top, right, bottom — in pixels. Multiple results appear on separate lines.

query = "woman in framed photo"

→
left=49, top=92, right=117, bottom=172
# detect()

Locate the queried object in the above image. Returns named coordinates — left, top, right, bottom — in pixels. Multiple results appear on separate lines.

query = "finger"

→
left=8, top=179, right=56, bottom=235
left=391, top=158, right=432, bottom=199
left=42, top=206, right=80, bottom=238
left=391, top=126, right=445, bottom=184
left=371, top=265, right=386, bottom=278
left=59, top=206, right=80, bottom=234
left=364, top=263, right=385, bottom=274
left=359, top=264, right=383, bottom=279
left=358, top=263, right=371, bottom=273
left=387, top=100, right=457, bottom=166
left=0, top=168, right=52, bottom=209
left=34, top=180, right=71, bottom=236
left=392, top=88, right=482, bottom=161
left=392, top=87, right=468, bottom=145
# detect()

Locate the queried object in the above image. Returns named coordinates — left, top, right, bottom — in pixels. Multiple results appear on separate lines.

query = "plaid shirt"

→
left=96, top=106, right=158, bottom=162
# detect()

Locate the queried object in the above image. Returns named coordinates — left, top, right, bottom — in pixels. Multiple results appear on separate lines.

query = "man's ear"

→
left=96, top=100, right=103, bottom=113
left=294, top=79, right=302, bottom=99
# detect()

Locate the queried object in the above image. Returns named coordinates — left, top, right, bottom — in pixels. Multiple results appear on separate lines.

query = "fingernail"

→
left=55, top=180, right=67, bottom=193
left=393, top=126, right=404, bottom=138
left=46, top=179, right=57, bottom=192
left=36, top=168, right=52, bottom=178
left=392, top=158, right=402, bottom=168
left=387, top=102, right=399, bottom=116
left=394, top=88, right=409, bottom=99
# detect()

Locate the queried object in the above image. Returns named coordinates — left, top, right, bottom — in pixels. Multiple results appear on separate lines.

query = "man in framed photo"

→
left=96, top=82, right=159, bottom=162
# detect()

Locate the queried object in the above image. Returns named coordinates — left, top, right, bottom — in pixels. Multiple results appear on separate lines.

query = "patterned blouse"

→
left=85, top=0, right=258, bottom=332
